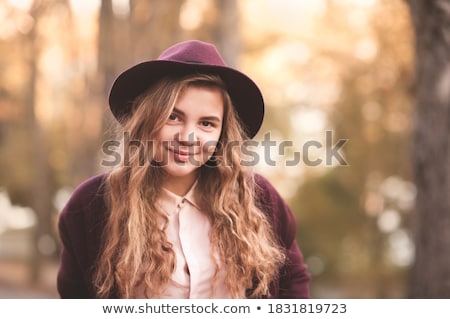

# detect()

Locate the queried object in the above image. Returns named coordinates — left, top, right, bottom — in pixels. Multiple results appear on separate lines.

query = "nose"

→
left=175, top=125, right=197, bottom=146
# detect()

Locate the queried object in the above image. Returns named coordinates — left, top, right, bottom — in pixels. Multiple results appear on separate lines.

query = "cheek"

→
left=202, top=141, right=218, bottom=155
left=151, top=132, right=167, bottom=162
left=154, top=126, right=171, bottom=142
left=200, top=130, right=222, bottom=154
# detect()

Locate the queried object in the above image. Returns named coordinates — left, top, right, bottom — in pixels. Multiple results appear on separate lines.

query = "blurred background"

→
left=0, top=0, right=448, bottom=298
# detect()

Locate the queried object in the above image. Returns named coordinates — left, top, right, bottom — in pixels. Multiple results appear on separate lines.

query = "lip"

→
left=166, top=146, right=198, bottom=162
left=167, top=146, right=196, bottom=156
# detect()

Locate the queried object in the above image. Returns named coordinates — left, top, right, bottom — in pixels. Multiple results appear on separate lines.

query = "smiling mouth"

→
left=167, top=146, right=196, bottom=156
left=166, top=146, right=198, bottom=162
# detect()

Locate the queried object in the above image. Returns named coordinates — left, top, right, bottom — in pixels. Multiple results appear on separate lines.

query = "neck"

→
left=162, top=172, right=197, bottom=196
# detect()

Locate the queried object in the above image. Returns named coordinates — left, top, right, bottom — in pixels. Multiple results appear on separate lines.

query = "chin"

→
left=163, top=164, right=199, bottom=179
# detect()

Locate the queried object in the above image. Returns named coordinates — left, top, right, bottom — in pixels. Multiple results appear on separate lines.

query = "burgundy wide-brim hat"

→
left=108, top=40, right=264, bottom=138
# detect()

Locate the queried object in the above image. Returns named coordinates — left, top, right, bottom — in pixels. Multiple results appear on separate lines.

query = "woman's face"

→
left=154, top=85, right=224, bottom=183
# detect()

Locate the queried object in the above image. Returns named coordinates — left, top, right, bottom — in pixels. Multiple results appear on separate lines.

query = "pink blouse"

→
left=136, top=183, right=234, bottom=298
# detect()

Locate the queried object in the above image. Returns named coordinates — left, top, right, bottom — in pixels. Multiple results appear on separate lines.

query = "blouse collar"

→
left=160, top=180, right=201, bottom=212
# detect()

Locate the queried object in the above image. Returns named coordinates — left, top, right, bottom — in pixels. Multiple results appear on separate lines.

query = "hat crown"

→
left=158, top=40, right=226, bottom=66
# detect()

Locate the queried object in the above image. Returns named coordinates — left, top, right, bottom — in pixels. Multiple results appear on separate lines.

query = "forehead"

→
left=175, top=86, right=224, bottom=116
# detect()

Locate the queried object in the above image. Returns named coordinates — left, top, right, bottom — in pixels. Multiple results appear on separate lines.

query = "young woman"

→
left=57, top=40, right=311, bottom=298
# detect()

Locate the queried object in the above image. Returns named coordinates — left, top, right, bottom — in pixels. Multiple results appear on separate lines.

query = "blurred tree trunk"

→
left=211, top=0, right=240, bottom=68
left=99, top=0, right=117, bottom=96
left=408, top=0, right=450, bottom=298
left=98, top=0, right=117, bottom=136
left=26, top=0, right=53, bottom=283
left=128, top=0, right=183, bottom=61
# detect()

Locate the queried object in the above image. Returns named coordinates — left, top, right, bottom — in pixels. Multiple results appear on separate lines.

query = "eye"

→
left=168, top=113, right=179, bottom=121
left=200, top=121, right=215, bottom=128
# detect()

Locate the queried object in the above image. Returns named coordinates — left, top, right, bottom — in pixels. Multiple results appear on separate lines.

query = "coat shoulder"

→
left=253, top=173, right=297, bottom=245
left=253, top=173, right=289, bottom=213
left=59, top=173, right=109, bottom=221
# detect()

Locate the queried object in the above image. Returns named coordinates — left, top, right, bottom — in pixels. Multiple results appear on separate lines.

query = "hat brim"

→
left=108, top=60, right=264, bottom=138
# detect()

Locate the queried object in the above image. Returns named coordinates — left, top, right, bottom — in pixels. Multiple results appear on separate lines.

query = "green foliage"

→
left=292, top=167, right=363, bottom=279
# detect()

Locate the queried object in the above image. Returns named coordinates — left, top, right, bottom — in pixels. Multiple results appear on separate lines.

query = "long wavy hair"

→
left=94, top=74, right=285, bottom=298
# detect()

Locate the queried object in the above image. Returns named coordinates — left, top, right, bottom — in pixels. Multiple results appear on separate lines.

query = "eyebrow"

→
left=172, top=108, right=222, bottom=123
